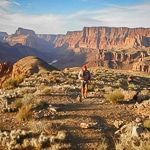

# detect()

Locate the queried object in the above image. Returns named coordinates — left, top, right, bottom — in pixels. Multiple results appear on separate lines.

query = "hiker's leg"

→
left=84, top=83, right=88, bottom=98
left=81, top=87, right=84, bottom=97
left=81, top=81, right=85, bottom=98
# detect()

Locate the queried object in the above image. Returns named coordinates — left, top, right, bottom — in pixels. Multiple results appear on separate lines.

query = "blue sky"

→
left=0, top=0, right=150, bottom=34
left=14, top=0, right=148, bottom=14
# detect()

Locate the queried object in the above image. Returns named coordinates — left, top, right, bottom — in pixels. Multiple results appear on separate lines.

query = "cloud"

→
left=0, top=0, right=20, bottom=11
left=0, top=0, right=150, bottom=34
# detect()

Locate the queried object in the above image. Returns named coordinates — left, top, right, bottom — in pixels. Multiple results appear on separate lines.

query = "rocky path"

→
left=38, top=95, right=139, bottom=149
left=0, top=94, right=143, bottom=150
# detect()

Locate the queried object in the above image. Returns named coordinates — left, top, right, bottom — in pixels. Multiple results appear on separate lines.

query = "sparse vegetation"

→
left=97, top=137, right=109, bottom=150
left=21, top=93, right=35, bottom=105
left=40, top=87, right=53, bottom=95
left=2, top=78, right=19, bottom=89
left=2, top=76, right=24, bottom=89
left=105, top=89, right=125, bottom=103
left=143, top=119, right=150, bottom=129
left=141, top=140, right=150, bottom=150
left=14, top=99, right=23, bottom=108
left=0, top=67, right=150, bottom=149
left=128, top=83, right=136, bottom=90
left=16, top=105, right=32, bottom=121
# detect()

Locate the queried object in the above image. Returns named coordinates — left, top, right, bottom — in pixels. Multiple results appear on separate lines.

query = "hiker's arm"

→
left=78, top=71, right=84, bottom=80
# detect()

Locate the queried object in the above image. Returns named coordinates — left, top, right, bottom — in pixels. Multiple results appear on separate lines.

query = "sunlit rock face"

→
left=54, top=27, right=150, bottom=50
left=2, top=27, right=150, bottom=71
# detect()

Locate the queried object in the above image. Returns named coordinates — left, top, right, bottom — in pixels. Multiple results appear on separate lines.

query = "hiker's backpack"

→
left=83, top=70, right=91, bottom=81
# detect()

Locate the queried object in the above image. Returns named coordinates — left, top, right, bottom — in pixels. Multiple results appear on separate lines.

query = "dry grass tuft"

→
left=143, top=119, right=150, bottom=129
left=2, top=76, right=24, bottom=89
left=14, top=99, right=23, bottom=108
left=97, top=137, right=109, bottom=150
left=16, top=105, right=32, bottom=121
left=105, top=90, right=124, bottom=104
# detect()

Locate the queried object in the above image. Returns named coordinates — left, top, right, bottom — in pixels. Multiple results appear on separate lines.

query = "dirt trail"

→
left=0, top=94, right=140, bottom=150
left=39, top=95, right=139, bottom=149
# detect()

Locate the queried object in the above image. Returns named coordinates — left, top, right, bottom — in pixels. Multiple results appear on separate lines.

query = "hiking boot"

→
left=77, top=95, right=82, bottom=102
left=84, top=95, right=87, bottom=99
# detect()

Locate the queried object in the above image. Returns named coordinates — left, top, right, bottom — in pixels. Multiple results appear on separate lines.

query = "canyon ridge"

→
left=0, top=27, right=150, bottom=73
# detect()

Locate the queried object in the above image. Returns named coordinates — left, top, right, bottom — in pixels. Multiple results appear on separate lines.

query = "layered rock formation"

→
left=0, top=56, right=57, bottom=88
left=6, top=28, right=36, bottom=47
left=133, top=57, right=150, bottom=73
left=53, top=27, right=150, bottom=50
left=1, top=27, right=150, bottom=72
left=0, top=62, right=12, bottom=78
left=5, top=28, right=53, bottom=52
left=95, top=50, right=149, bottom=69
left=12, top=56, right=57, bottom=78
left=37, top=34, right=64, bottom=46
left=54, top=31, right=82, bottom=50
left=47, top=27, right=150, bottom=72
left=0, top=62, right=13, bottom=87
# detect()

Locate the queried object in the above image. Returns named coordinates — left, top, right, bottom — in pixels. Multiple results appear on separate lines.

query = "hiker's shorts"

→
left=81, top=80, right=88, bottom=88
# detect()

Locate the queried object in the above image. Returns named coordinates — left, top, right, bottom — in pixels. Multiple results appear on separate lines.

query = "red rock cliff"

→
left=54, top=27, right=150, bottom=50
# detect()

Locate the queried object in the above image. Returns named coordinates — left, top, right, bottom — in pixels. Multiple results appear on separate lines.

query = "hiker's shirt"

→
left=78, top=70, right=91, bottom=83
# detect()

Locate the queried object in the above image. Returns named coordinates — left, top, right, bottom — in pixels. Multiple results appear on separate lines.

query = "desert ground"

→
left=0, top=67, right=150, bottom=150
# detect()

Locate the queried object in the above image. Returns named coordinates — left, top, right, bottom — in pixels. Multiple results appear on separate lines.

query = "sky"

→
left=0, top=0, right=150, bottom=34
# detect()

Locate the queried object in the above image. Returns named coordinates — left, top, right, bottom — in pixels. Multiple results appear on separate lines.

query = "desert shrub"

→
left=16, top=104, right=32, bottom=121
left=88, top=84, right=95, bottom=92
left=14, top=99, right=23, bottom=108
left=19, top=87, right=37, bottom=95
left=2, top=78, right=19, bottom=89
left=105, top=90, right=124, bottom=103
left=141, top=140, right=150, bottom=150
left=143, top=119, right=150, bottom=129
left=116, top=79, right=128, bottom=89
left=141, top=90, right=150, bottom=96
left=21, top=94, right=35, bottom=105
left=40, top=87, right=53, bottom=95
left=116, top=137, right=150, bottom=150
left=128, top=83, right=136, bottom=90
left=15, top=75, right=24, bottom=83
left=97, top=138, right=109, bottom=150
left=2, top=76, right=24, bottom=89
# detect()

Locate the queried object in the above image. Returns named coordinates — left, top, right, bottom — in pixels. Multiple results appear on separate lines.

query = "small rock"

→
left=49, top=107, right=57, bottom=112
left=135, top=117, right=142, bottom=123
left=80, top=123, right=90, bottom=129
left=22, top=139, right=30, bottom=148
left=114, top=120, right=124, bottom=129
left=131, top=124, right=144, bottom=137
left=56, top=131, right=67, bottom=141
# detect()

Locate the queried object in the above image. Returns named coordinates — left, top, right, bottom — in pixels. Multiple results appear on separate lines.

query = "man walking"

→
left=78, top=65, right=91, bottom=100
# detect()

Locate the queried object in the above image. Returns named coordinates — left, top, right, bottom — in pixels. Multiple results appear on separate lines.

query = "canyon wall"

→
left=1, top=27, right=150, bottom=73
left=53, top=27, right=150, bottom=50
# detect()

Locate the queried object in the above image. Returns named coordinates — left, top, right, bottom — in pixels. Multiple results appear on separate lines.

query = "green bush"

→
left=105, top=90, right=124, bottom=104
